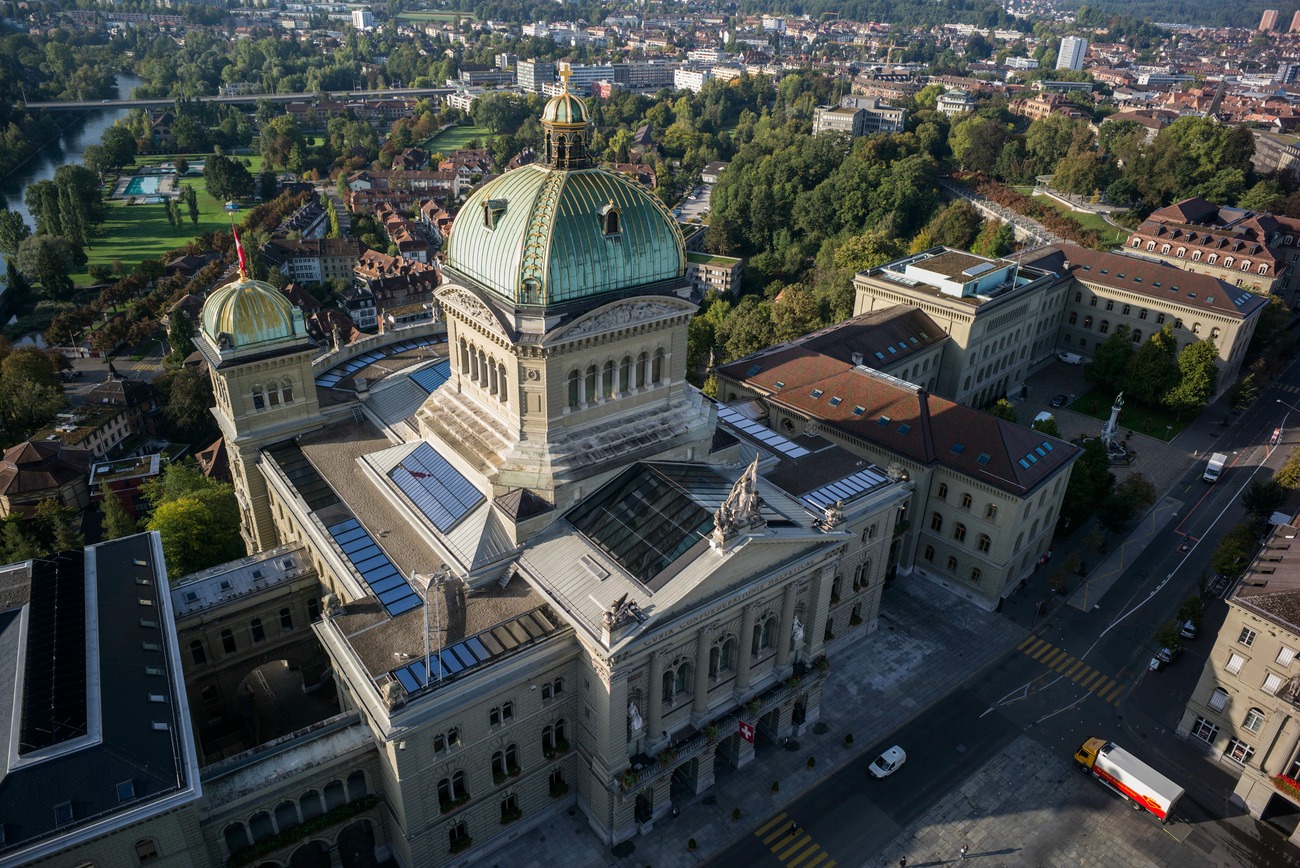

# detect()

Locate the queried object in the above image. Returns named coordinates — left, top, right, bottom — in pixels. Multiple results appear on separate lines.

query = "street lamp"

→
left=417, top=564, right=453, bottom=688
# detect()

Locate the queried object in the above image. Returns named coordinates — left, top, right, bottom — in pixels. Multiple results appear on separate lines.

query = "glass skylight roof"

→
left=390, top=606, right=560, bottom=694
left=313, top=336, right=444, bottom=388
left=410, top=359, right=452, bottom=394
left=800, top=466, right=889, bottom=511
left=326, top=518, right=421, bottom=616
left=389, top=443, right=484, bottom=533
left=715, top=404, right=810, bottom=458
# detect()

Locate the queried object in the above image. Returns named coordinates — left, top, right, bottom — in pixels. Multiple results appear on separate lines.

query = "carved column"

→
left=776, top=583, right=797, bottom=672
left=735, top=603, right=758, bottom=694
left=646, top=650, right=667, bottom=747
left=578, top=372, right=587, bottom=405
left=693, top=625, right=716, bottom=720
left=1262, top=713, right=1299, bottom=775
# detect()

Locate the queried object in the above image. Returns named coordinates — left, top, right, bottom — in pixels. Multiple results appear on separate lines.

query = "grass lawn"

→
left=1070, top=385, right=1191, bottom=442
left=423, top=125, right=492, bottom=153
left=130, top=154, right=265, bottom=175
left=75, top=181, right=249, bottom=283
left=1027, top=192, right=1127, bottom=246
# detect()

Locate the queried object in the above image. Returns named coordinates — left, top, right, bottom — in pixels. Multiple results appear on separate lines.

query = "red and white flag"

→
left=232, top=221, right=248, bottom=276
left=738, top=720, right=755, bottom=744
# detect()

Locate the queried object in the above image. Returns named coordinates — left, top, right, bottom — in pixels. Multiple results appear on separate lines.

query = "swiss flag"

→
left=738, top=720, right=755, bottom=744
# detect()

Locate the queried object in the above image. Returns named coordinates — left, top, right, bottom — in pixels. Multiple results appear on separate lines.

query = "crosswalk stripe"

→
left=1092, top=677, right=1113, bottom=696
left=1032, top=642, right=1055, bottom=661
left=1043, top=648, right=1066, bottom=667
left=1023, top=637, right=1046, bottom=656
left=1055, top=655, right=1076, bottom=673
left=823, top=860, right=836, bottom=868
left=788, top=844, right=823, bottom=868
left=756, top=813, right=788, bottom=838
left=1082, top=671, right=1104, bottom=690
left=1071, top=664, right=1093, bottom=682
left=803, top=855, right=829, bottom=868
left=777, top=835, right=813, bottom=859
left=1066, top=660, right=1085, bottom=677
left=1104, top=681, right=1125, bottom=702
left=763, top=824, right=794, bottom=846
left=1019, top=635, right=1039, bottom=651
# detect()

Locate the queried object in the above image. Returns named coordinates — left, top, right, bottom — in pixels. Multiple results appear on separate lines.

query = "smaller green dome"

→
left=201, top=275, right=304, bottom=351
left=542, top=91, right=589, bottom=125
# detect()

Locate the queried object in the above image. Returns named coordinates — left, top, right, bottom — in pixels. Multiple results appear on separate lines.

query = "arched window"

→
left=672, top=662, right=692, bottom=699
left=347, top=770, right=367, bottom=800
left=460, top=339, right=470, bottom=373
left=585, top=365, right=597, bottom=401
left=438, top=771, right=468, bottom=806
left=1244, top=707, right=1265, bottom=733
left=223, top=823, right=250, bottom=855
left=1132, top=238, right=1141, bottom=248
left=280, top=377, right=294, bottom=403
left=977, top=533, right=991, bottom=553
left=1192, top=322, right=1201, bottom=335
left=1161, top=244, right=1170, bottom=254
left=498, top=363, right=508, bottom=404
left=1241, top=260, right=1251, bottom=272
left=636, top=351, right=648, bottom=388
left=1192, top=250, right=1202, bottom=261
left=250, top=618, right=265, bottom=643
left=1223, top=257, right=1233, bottom=268
left=960, top=492, right=972, bottom=509
left=602, top=360, right=615, bottom=399
left=602, top=205, right=621, bottom=236
left=953, top=523, right=967, bottom=543
left=1146, top=241, right=1156, bottom=251
left=274, top=799, right=299, bottom=831
left=248, top=811, right=274, bottom=843
left=930, top=512, right=943, bottom=532
left=619, top=356, right=633, bottom=394
left=567, top=370, right=580, bottom=409
left=1207, top=253, right=1218, bottom=265
left=1210, top=327, right=1220, bottom=340
left=652, top=348, right=665, bottom=384
left=299, top=790, right=323, bottom=820
left=1260, top=263, right=1270, bottom=275
left=1083, top=316, right=1093, bottom=329
left=754, top=616, right=777, bottom=655
left=937, top=483, right=948, bottom=500
left=134, top=839, right=160, bottom=862
left=280, top=608, right=293, bottom=630
left=1068, top=312, right=1077, bottom=325
left=1132, top=329, right=1142, bottom=343
left=189, top=640, right=206, bottom=665
left=922, top=545, right=934, bottom=562
left=947, top=556, right=958, bottom=571
left=1099, top=320, right=1109, bottom=335
left=220, top=629, right=235, bottom=654
left=970, top=567, right=982, bottom=583
left=250, top=383, right=265, bottom=411
left=1014, top=532, right=1023, bottom=552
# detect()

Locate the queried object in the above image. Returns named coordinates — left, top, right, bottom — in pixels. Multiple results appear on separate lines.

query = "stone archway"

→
left=337, top=819, right=377, bottom=868
left=289, top=841, right=331, bottom=868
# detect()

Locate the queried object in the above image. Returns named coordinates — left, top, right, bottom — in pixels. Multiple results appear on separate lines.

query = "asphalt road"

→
left=707, top=361, right=1300, bottom=868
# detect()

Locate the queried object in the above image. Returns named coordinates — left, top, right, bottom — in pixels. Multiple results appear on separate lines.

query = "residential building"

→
left=518, top=59, right=557, bottom=93
left=713, top=306, right=1080, bottom=611
left=458, top=69, right=515, bottom=87
left=1057, top=36, right=1088, bottom=71
left=937, top=89, right=977, bottom=117
left=351, top=8, right=374, bottom=29
left=0, top=439, right=91, bottom=517
left=1261, top=8, right=1280, bottom=30
left=813, top=95, right=907, bottom=136
left=262, top=237, right=364, bottom=285
left=1252, top=131, right=1300, bottom=178
left=686, top=251, right=743, bottom=295
left=702, top=161, right=729, bottom=185
left=1006, top=57, right=1040, bottom=70
left=1010, top=94, right=1089, bottom=121
left=1123, top=196, right=1300, bottom=303
left=88, top=452, right=163, bottom=518
left=33, top=370, right=160, bottom=458
left=1178, top=517, right=1300, bottom=846
left=675, top=67, right=713, bottom=93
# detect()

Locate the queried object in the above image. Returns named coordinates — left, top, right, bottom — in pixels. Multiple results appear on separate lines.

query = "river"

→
left=0, top=73, right=145, bottom=230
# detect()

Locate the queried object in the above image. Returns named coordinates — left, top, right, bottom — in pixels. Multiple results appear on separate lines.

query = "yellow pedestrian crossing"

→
left=754, top=812, right=836, bottom=868
left=1018, top=636, right=1125, bottom=705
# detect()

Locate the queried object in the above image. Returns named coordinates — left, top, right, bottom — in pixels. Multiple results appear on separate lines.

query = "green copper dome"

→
left=542, top=90, right=589, bottom=125
left=446, top=164, right=686, bottom=306
left=201, top=275, right=306, bottom=350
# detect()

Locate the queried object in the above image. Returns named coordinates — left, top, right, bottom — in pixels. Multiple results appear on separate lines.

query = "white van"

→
left=1058, top=352, right=1083, bottom=365
left=1034, top=411, right=1055, bottom=425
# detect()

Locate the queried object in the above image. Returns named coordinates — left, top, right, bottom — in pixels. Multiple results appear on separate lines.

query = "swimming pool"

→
left=124, top=176, right=161, bottom=195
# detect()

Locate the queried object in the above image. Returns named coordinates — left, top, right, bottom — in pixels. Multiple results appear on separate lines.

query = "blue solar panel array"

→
left=314, top=337, right=444, bottom=389
left=409, top=359, right=452, bottom=394
left=390, top=607, right=559, bottom=694
left=326, top=518, right=422, bottom=616
left=389, top=443, right=484, bottom=532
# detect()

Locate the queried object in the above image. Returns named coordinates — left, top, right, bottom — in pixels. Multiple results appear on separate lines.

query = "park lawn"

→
left=130, top=155, right=264, bottom=175
left=1030, top=194, right=1127, bottom=246
left=424, top=125, right=492, bottom=154
left=74, top=184, right=248, bottom=283
left=1070, top=385, right=1191, bottom=442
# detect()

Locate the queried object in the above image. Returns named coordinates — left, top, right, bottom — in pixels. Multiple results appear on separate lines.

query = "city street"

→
left=705, top=361, right=1300, bottom=868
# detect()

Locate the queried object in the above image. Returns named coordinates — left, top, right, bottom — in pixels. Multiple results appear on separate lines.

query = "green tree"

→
left=0, top=210, right=31, bottom=259
left=16, top=235, right=79, bottom=299
left=1153, top=620, right=1183, bottom=654
left=1061, top=438, right=1115, bottom=530
left=161, top=366, right=216, bottom=442
left=1277, top=446, right=1300, bottom=489
left=99, top=481, right=139, bottom=540
left=970, top=221, right=1013, bottom=258
left=100, top=124, right=138, bottom=169
left=1211, top=522, right=1258, bottom=578
left=920, top=200, right=982, bottom=250
left=949, top=115, right=1008, bottom=174
left=182, top=185, right=199, bottom=226
left=1243, top=478, right=1288, bottom=522
left=1164, top=339, right=1219, bottom=418
left=1085, top=325, right=1134, bottom=389
left=1126, top=324, right=1180, bottom=406
left=832, top=229, right=903, bottom=273
left=143, top=463, right=242, bottom=579
left=987, top=398, right=1017, bottom=421
left=0, top=348, right=67, bottom=446
left=1032, top=415, right=1062, bottom=438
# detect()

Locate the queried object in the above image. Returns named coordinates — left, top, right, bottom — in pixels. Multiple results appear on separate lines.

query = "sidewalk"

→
left=503, top=577, right=1026, bottom=868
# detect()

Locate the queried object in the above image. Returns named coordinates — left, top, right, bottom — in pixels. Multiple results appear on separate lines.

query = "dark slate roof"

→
left=0, top=534, right=200, bottom=865
left=1017, top=244, right=1268, bottom=321
left=0, top=440, right=91, bottom=497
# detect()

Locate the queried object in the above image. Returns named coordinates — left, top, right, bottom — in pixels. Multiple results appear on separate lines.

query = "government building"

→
left=0, top=84, right=911, bottom=868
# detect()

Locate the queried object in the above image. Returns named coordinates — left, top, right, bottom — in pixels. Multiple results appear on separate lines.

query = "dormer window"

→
left=600, top=202, right=622, bottom=237
left=482, top=199, right=507, bottom=230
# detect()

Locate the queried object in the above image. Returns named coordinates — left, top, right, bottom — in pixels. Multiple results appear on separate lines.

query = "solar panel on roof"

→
left=390, top=443, right=485, bottom=532
left=801, top=467, right=889, bottom=510
left=326, top=521, right=420, bottom=617
left=714, top=404, right=809, bottom=458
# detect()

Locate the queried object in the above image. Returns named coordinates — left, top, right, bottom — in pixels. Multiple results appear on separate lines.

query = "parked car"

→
left=1058, top=352, right=1083, bottom=365
left=1180, top=620, right=1197, bottom=640
left=1050, top=394, right=1069, bottom=408
left=1149, top=646, right=1181, bottom=671
left=868, top=745, right=907, bottom=778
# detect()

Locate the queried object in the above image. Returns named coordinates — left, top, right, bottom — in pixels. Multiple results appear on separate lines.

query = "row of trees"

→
left=1085, top=323, right=1221, bottom=419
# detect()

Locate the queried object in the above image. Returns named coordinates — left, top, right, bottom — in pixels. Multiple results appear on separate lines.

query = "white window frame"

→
left=1278, top=646, right=1296, bottom=668
left=1208, top=687, right=1229, bottom=712
left=1264, top=671, right=1284, bottom=695
left=1226, top=653, right=1245, bottom=675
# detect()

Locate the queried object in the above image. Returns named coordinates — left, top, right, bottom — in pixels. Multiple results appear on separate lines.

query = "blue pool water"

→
left=124, top=176, right=161, bottom=195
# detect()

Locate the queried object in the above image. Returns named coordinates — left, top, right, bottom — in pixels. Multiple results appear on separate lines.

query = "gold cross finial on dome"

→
left=559, top=63, right=572, bottom=90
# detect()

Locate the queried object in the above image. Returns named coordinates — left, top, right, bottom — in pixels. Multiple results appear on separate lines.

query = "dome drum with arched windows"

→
left=200, top=274, right=308, bottom=354
left=442, top=70, right=686, bottom=309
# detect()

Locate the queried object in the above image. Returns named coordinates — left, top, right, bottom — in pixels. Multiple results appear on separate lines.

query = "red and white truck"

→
left=1073, top=737, right=1184, bottom=823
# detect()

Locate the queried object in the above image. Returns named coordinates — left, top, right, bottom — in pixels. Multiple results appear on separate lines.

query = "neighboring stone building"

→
left=1178, top=518, right=1300, bottom=846
left=0, top=439, right=91, bottom=517
left=714, top=313, right=1079, bottom=611
left=686, top=251, right=743, bottom=295
left=262, top=237, right=364, bottom=285
left=937, top=88, right=977, bottom=117
left=1123, top=197, right=1300, bottom=300
left=88, top=452, right=163, bottom=518
left=1020, top=245, right=1268, bottom=393
left=853, top=248, right=1070, bottom=408
left=813, top=95, right=907, bottom=136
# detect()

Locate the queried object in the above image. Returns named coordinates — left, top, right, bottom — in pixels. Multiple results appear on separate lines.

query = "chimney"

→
left=851, top=352, right=864, bottom=366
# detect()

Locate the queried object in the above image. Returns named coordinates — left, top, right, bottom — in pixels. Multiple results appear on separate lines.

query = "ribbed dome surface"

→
left=445, top=164, right=685, bottom=306
left=201, top=276, right=302, bottom=349
left=541, top=90, right=589, bottom=125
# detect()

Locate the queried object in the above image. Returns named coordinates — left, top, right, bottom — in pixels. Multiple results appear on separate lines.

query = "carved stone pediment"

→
left=437, top=285, right=511, bottom=339
left=549, top=298, right=691, bottom=342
